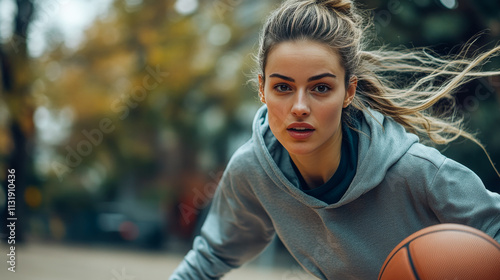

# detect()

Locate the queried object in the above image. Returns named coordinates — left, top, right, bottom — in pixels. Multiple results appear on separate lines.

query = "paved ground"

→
left=0, top=241, right=316, bottom=280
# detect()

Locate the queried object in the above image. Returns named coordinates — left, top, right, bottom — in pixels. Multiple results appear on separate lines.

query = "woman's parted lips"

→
left=286, top=122, right=315, bottom=131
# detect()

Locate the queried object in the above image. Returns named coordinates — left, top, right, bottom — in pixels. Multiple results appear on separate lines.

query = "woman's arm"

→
left=427, top=157, right=500, bottom=243
left=169, top=157, right=275, bottom=279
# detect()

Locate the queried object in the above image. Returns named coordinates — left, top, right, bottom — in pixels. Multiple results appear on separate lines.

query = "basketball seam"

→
left=378, top=247, right=399, bottom=279
left=378, top=245, right=420, bottom=280
left=405, top=243, right=421, bottom=280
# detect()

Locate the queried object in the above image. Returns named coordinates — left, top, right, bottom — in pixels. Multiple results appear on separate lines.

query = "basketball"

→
left=378, top=223, right=500, bottom=280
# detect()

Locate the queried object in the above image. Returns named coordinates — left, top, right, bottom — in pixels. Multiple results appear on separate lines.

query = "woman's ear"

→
left=343, top=76, right=357, bottom=108
left=258, top=75, right=266, bottom=103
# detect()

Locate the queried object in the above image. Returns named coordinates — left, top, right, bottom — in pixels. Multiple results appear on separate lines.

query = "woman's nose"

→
left=291, top=90, right=310, bottom=117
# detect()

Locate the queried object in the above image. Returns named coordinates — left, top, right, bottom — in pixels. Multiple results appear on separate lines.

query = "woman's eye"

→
left=274, top=84, right=291, bottom=92
left=313, top=84, right=331, bottom=93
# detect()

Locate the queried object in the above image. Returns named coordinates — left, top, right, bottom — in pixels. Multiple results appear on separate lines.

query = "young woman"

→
left=170, top=0, right=500, bottom=279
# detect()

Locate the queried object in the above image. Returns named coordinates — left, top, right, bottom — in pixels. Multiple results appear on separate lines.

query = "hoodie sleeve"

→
left=427, top=157, right=500, bottom=243
left=169, top=155, right=276, bottom=279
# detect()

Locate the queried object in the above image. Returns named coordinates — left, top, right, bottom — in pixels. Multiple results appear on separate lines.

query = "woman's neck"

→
left=289, top=129, right=343, bottom=189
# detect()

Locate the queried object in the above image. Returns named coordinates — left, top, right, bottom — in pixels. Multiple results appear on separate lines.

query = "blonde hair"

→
left=254, top=0, right=500, bottom=176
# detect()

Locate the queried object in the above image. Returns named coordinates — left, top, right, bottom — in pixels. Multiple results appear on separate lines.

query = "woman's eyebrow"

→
left=268, top=73, right=337, bottom=82
left=308, top=73, right=337, bottom=82
left=269, top=73, right=294, bottom=82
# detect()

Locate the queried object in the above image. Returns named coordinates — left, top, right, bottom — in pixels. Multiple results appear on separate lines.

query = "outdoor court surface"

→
left=0, top=241, right=316, bottom=280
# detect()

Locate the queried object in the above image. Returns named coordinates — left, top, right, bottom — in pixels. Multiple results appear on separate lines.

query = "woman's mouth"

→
left=287, top=123, right=315, bottom=140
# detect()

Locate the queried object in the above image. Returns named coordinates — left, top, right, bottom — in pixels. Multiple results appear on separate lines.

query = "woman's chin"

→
left=282, top=143, right=317, bottom=157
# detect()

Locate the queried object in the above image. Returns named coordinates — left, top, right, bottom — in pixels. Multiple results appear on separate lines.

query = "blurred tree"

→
left=29, top=0, right=278, bottom=242
left=0, top=0, right=36, bottom=244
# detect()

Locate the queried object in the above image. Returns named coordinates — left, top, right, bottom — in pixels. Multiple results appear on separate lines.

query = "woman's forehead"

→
left=265, top=40, right=345, bottom=79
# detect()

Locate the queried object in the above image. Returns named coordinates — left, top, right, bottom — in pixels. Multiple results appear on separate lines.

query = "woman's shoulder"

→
left=404, top=143, right=447, bottom=170
left=225, top=138, right=262, bottom=175
left=395, top=142, right=481, bottom=185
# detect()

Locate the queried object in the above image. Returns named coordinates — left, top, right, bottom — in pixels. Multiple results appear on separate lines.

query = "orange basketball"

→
left=378, top=223, right=500, bottom=280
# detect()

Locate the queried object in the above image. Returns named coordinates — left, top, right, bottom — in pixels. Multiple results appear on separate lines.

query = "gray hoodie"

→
left=170, top=105, right=500, bottom=279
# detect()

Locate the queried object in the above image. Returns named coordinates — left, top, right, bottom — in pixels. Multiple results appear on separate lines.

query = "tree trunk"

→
left=1, top=0, right=35, bottom=244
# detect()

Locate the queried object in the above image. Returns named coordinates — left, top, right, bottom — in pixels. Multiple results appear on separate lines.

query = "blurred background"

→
left=0, top=0, right=499, bottom=279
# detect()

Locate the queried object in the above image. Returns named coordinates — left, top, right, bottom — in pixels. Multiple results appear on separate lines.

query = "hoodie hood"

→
left=252, top=105, right=419, bottom=208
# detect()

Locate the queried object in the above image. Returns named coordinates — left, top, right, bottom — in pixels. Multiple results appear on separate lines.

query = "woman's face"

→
left=259, top=40, right=356, bottom=157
